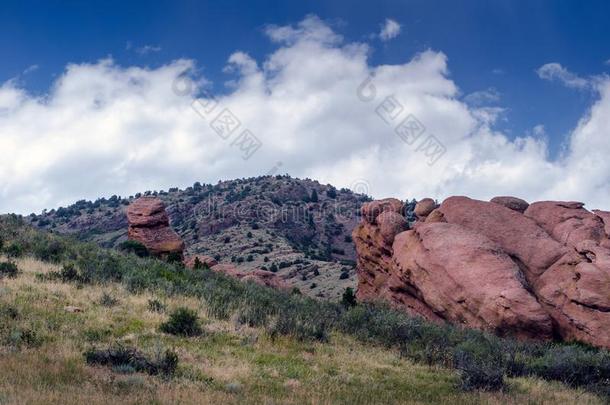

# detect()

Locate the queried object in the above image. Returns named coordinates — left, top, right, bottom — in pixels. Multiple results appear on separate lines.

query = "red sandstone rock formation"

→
left=210, top=264, right=289, bottom=290
left=126, top=197, right=184, bottom=259
left=353, top=195, right=610, bottom=348
left=392, top=223, right=553, bottom=339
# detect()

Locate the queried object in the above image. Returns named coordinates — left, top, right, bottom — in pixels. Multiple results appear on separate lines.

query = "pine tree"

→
left=342, top=287, right=357, bottom=309
left=310, top=189, right=319, bottom=203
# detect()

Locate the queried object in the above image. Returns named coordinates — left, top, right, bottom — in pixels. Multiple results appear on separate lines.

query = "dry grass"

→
left=0, top=256, right=604, bottom=405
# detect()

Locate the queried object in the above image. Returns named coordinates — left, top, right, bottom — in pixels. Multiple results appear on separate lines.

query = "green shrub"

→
left=118, top=240, right=149, bottom=258
left=48, top=264, right=83, bottom=283
left=9, top=327, right=43, bottom=349
left=0, top=262, right=19, bottom=278
left=5, top=243, right=23, bottom=258
left=32, top=239, right=66, bottom=262
left=148, top=299, right=166, bottom=313
left=455, top=353, right=505, bottom=391
left=453, top=337, right=506, bottom=391
left=159, top=307, right=202, bottom=337
left=84, top=345, right=178, bottom=376
left=166, top=252, right=183, bottom=264
left=99, top=292, right=119, bottom=307
left=267, top=303, right=331, bottom=343
left=525, top=345, right=610, bottom=389
left=193, top=257, right=209, bottom=270
left=341, top=287, right=357, bottom=309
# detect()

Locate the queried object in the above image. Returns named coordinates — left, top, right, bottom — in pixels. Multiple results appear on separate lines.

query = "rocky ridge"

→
left=29, top=176, right=368, bottom=300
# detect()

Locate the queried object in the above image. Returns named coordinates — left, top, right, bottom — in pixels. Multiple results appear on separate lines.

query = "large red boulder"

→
left=126, top=197, right=184, bottom=259
left=354, top=195, right=610, bottom=348
left=391, top=223, right=553, bottom=339
left=438, top=197, right=565, bottom=277
left=524, top=201, right=606, bottom=247
left=437, top=197, right=610, bottom=348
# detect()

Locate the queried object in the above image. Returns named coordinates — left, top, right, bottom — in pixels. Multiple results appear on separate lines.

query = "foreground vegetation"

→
left=1, top=215, right=609, bottom=404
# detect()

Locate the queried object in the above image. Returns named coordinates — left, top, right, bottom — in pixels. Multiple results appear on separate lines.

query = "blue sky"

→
left=1, top=1, right=610, bottom=213
left=3, top=0, right=609, bottom=153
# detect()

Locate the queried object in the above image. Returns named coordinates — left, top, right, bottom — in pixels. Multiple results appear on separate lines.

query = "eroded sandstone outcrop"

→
left=210, top=264, right=290, bottom=290
left=353, top=195, right=610, bottom=348
left=127, top=197, right=185, bottom=259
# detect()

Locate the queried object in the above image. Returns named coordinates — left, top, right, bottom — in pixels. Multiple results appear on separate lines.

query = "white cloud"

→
left=23, top=65, right=39, bottom=75
left=464, top=88, right=501, bottom=106
left=136, top=45, right=162, bottom=55
left=1, top=15, right=610, bottom=215
left=605, top=59, right=610, bottom=66
left=532, top=124, right=546, bottom=137
left=536, top=63, right=590, bottom=90
left=265, top=15, right=342, bottom=45
left=379, top=19, right=401, bottom=41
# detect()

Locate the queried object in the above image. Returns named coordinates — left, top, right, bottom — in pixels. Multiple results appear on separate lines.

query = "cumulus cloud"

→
left=536, top=63, right=590, bottom=90
left=265, top=15, right=342, bottom=45
left=1, top=15, right=610, bottom=214
left=379, top=19, right=401, bottom=41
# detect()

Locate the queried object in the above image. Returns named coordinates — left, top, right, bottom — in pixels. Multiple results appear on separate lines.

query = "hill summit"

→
left=27, top=175, right=372, bottom=300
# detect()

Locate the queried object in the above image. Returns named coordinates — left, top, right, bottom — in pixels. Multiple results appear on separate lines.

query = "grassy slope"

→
left=0, top=256, right=604, bottom=405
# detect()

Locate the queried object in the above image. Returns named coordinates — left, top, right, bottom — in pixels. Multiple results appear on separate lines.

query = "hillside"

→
left=1, top=216, right=608, bottom=404
left=25, top=176, right=373, bottom=300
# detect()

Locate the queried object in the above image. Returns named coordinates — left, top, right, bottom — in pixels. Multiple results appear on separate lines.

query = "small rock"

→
left=225, top=382, right=242, bottom=393
left=490, top=196, right=529, bottom=213
left=414, top=198, right=437, bottom=218
left=64, top=306, right=82, bottom=313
